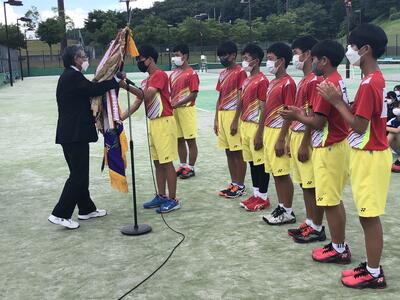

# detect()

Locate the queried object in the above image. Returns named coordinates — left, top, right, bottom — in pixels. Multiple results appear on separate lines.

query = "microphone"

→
left=116, top=72, right=137, bottom=86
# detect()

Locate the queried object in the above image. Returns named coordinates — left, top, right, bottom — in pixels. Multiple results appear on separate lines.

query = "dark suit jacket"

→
left=55, top=67, right=119, bottom=144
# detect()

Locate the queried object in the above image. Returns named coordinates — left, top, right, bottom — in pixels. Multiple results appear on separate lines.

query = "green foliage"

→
left=37, top=18, right=65, bottom=55
left=0, top=24, right=25, bottom=49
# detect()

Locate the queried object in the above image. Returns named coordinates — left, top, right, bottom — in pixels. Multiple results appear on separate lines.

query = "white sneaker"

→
left=78, top=209, right=107, bottom=220
left=48, top=214, right=80, bottom=229
left=262, top=206, right=296, bottom=225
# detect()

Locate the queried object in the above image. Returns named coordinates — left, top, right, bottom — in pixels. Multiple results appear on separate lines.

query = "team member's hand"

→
left=254, top=132, right=263, bottom=151
left=317, top=82, right=343, bottom=106
left=275, top=139, right=285, bottom=157
left=280, top=106, right=303, bottom=121
left=297, top=143, right=309, bottom=162
left=214, top=117, right=219, bottom=136
left=230, top=120, right=238, bottom=136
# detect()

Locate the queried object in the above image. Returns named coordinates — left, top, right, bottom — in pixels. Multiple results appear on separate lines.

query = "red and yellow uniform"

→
left=348, top=70, right=391, bottom=217
left=141, top=69, right=177, bottom=164
left=290, top=73, right=322, bottom=188
left=240, top=72, right=269, bottom=165
left=216, top=64, right=247, bottom=150
left=311, top=70, right=350, bottom=206
left=263, top=74, right=296, bottom=176
left=169, top=67, right=200, bottom=139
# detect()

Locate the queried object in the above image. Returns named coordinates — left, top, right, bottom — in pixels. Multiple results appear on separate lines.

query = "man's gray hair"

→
left=62, top=44, right=84, bottom=69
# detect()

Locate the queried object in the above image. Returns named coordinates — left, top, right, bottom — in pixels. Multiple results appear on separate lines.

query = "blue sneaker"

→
left=143, top=195, right=167, bottom=209
left=156, top=199, right=181, bottom=213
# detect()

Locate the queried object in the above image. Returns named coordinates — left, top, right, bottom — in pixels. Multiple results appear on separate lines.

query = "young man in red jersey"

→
left=255, top=42, right=296, bottom=225
left=121, top=45, right=180, bottom=213
left=287, top=36, right=326, bottom=243
left=237, top=44, right=271, bottom=212
left=318, top=24, right=390, bottom=289
left=282, top=40, right=351, bottom=263
left=215, top=41, right=248, bottom=198
left=170, top=44, right=200, bottom=179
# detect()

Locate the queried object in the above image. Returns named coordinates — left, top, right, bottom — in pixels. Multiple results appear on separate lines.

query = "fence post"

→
left=42, top=51, right=45, bottom=69
left=396, top=34, right=398, bottom=58
left=58, top=51, right=61, bottom=68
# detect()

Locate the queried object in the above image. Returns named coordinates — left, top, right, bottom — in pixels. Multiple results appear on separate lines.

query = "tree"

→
left=37, top=18, right=65, bottom=59
left=0, top=24, right=25, bottom=49
left=24, top=6, right=40, bottom=36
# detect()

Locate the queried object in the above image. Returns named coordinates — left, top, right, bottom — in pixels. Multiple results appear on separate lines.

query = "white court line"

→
left=196, top=107, right=211, bottom=112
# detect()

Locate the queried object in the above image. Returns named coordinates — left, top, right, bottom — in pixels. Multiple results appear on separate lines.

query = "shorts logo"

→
left=277, top=169, right=283, bottom=173
left=317, top=197, right=323, bottom=202
left=307, top=181, right=313, bottom=185
left=165, top=156, right=169, bottom=161
left=234, top=145, right=238, bottom=148
left=256, top=158, right=262, bottom=162
left=360, top=208, right=366, bottom=212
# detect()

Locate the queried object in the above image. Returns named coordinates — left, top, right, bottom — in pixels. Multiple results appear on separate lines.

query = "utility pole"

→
left=57, top=0, right=67, bottom=53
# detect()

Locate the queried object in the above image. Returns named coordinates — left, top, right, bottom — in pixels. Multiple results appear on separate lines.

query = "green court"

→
left=0, top=68, right=399, bottom=300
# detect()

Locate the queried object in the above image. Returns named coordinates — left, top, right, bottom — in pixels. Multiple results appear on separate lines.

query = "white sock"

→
left=366, top=265, right=381, bottom=278
left=278, top=203, right=284, bottom=208
left=311, top=222, right=323, bottom=232
left=180, top=163, right=187, bottom=167
left=283, top=206, right=292, bottom=215
left=253, top=187, right=259, bottom=197
left=332, top=242, right=346, bottom=254
left=188, top=165, right=194, bottom=170
left=259, top=192, right=268, bottom=201
left=305, top=218, right=313, bottom=227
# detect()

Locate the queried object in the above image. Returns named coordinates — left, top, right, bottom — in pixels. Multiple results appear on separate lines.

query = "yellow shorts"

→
left=218, top=110, right=242, bottom=151
left=290, top=130, right=315, bottom=188
left=263, top=127, right=290, bottom=176
left=149, top=116, right=178, bottom=164
left=350, top=148, right=392, bottom=217
left=241, top=121, right=264, bottom=165
left=174, top=106, right=197, bottom=139
left=312, top=139, right=349, bottom=206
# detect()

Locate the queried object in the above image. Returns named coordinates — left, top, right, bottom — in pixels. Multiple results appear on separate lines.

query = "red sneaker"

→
left=287, top=222, right=309, bottom=237
left=312, top=243, right=351, bottom=264
left=176, top=166, right=185, bottom=177
left=244, top=197, right=270, bottom=212
left=342, top=262, right=367, bottom=277
left=341, top=269, right=387, bottom=289
left=392, top=162, right=400, bottom=173
left=240, top=196, right=256, bottom=208
left=219, top=183, right=234, bottom=197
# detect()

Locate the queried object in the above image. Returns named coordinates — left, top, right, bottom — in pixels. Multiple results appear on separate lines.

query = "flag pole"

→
left=120, top=0, right=152, bottom=236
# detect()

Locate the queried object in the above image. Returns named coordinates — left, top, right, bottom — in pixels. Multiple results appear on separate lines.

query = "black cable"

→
left=118, top=83, right=186, bottom=300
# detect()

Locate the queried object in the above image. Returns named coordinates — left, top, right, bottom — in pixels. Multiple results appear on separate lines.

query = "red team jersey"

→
left=291, top=73, right=322, bottom=131
left=141, top=69, right=173, bottom=120
left=348, top=71, right=388, bottom=151
left=216, top=64, right=247, bottom=111
left=264, top=74, right=296, bottom=128
left=240, top=72, right=269, bottom=123
left=311, top=71, right=349, bottom=147
left=169, top=67, right=200, bottom=107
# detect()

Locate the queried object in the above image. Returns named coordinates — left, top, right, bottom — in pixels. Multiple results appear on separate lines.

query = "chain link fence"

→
left=0, top=44, right=20, bottom=87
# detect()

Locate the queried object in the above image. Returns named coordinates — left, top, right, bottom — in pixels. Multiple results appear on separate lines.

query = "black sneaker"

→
left=293, top=225, right=327, bottom=243
left=288, top=222, right=309, bottom=237
left=219, top=183, right=234, bottom=197
left=224, top=184, right=246, bottom=198
left=180, top=167, right=195, bottom=179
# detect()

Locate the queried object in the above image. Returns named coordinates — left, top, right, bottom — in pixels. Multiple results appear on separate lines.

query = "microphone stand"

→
left=121, top=81, right=152, bottom=236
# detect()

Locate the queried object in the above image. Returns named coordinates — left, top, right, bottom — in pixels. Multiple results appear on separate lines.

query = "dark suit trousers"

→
left=52, top=142, right=96, bottom=219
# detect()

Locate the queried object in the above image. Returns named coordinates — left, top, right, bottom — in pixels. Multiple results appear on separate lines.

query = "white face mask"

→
left=345, top=45, right=361, bottom=66
left=171, top=56, right=184, bottom=67
left=292, top=54, right=304, bottom=70
left=81, top=60, right=89, bottom=72
left=242, top=60, right=253, bottom=72
left=395, top=90, right=400, bottom=98
left=393, top=107, right=400, bottom=116
left=266, top=60, right=277, bottom=75
left=387, top=98, right=394, bottom=105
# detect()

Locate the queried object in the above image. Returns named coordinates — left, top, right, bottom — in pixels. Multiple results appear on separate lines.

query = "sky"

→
left=0, top=0, right=161, bottom=28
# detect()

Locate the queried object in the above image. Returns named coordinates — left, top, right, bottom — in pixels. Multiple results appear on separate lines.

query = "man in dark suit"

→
left=48, top=45, right=124, bottom=229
